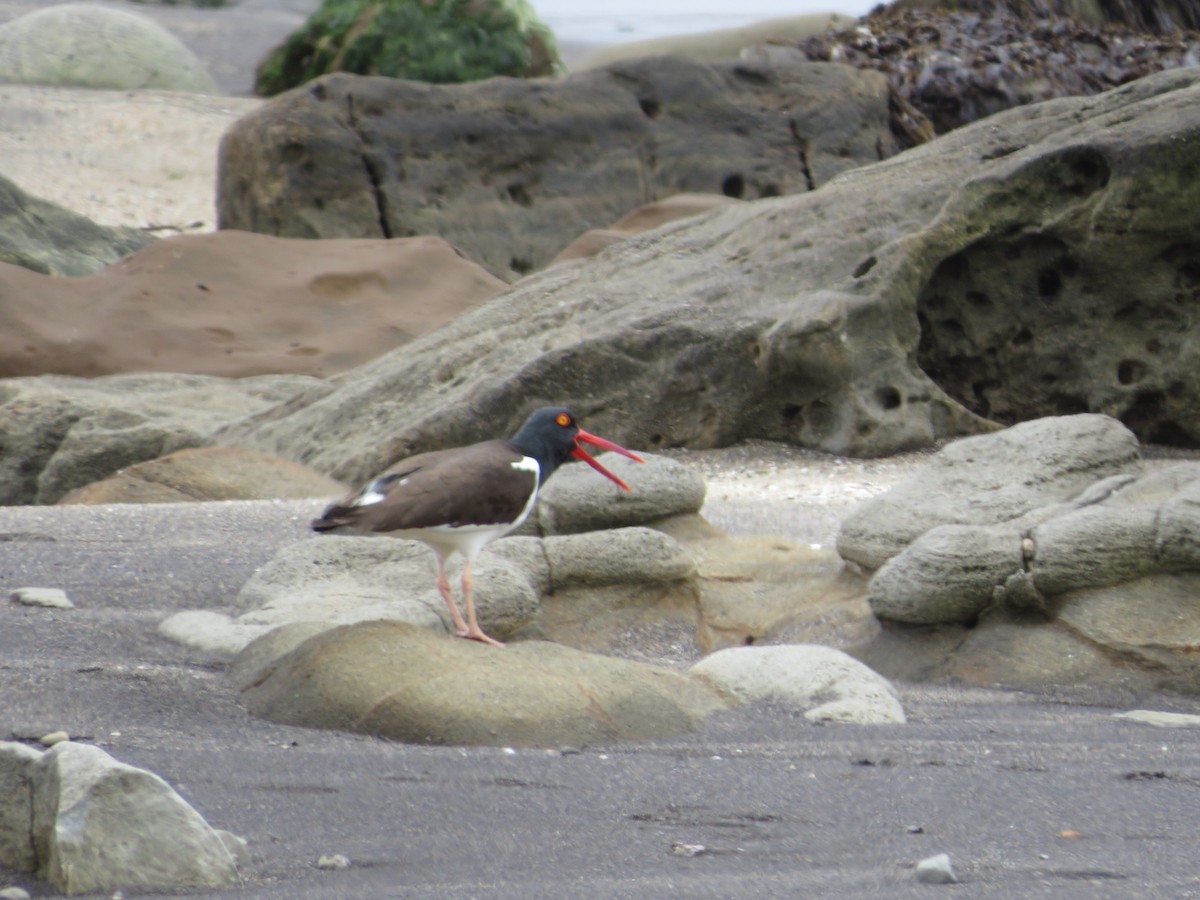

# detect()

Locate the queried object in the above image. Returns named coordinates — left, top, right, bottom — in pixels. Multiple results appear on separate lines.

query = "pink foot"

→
left=457, top=627, right=505, bottom=647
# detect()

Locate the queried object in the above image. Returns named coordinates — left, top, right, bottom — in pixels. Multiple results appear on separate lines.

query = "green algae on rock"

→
left=254, top=0, right=561, bottom=96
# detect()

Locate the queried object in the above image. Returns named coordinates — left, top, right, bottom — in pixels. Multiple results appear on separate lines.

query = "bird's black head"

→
left=510, top=407, right=642, bottom=489
left=511, top=407, right=582, bottom=470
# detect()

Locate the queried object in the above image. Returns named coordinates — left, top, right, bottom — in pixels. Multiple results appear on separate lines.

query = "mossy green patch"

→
left=255, top=0, right=561, bottom=96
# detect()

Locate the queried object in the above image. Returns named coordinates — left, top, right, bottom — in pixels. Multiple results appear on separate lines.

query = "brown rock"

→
left=549, top=193, right=743, bottom=265
left=0, top=230, right=505, bottom=379
left=58, top=447, right=347, bottom=505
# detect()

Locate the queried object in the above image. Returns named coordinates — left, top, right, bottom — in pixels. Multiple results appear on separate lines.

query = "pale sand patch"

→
left=0, top=84, right=260, bottom=231
left=664, top=442, right=935, bottom=546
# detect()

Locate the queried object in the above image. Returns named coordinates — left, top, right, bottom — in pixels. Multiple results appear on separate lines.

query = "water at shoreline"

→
left=530, top=1, right=872, bottom=46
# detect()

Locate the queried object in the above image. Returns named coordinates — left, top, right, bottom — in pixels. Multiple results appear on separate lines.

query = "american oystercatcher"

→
left=311, top=407, right=643, bottom=646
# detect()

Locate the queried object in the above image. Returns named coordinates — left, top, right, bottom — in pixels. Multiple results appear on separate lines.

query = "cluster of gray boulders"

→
left=0, top=739, right=245, bottom=894
left=0, top=4, right=217, bottom=93
left=839, top=414, right=1200, bottom=693
left=161, top=454, right=905, bottom=747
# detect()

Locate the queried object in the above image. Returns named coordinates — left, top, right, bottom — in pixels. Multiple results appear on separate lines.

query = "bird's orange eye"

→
left=556, top=413, right=571, bottom=427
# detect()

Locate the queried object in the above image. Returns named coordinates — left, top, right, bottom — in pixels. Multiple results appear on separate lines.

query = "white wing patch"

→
left=509, top=456, right=542, bottom=530
left=351, top=474, right=409, bottom=508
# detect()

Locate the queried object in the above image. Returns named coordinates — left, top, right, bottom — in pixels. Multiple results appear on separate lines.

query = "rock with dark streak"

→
left=218, top=57, right=906, bottom=280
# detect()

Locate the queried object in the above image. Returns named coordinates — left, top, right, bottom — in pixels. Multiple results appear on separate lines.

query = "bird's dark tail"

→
left=311, top=504, right=354, bottom=533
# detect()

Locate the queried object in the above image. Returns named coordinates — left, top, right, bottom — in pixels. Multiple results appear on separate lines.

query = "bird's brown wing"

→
left=311, top=440, right=537, bottom=534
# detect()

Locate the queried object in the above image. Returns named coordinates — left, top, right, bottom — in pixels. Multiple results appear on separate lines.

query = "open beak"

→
left=571, top=429, right=644, bottom=492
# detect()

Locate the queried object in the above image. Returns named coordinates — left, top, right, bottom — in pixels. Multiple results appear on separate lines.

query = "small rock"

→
left=915, top=852, right=958, bottom=884
left=0, top=887, right=32, bottom=900
left=39, top=731, right=70, bottom=746
left=670, top=842, right=706, bottom=857
left=316, top=853, right=351, bottom=870
left=10, top=587, right=73, bottom=609
left=1114, top=710, right=1200, bottom=728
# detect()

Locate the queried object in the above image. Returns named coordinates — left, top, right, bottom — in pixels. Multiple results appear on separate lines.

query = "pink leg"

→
left=460, top=559, right=504, bottom=647
left=434, top=554, right=469, bottom=637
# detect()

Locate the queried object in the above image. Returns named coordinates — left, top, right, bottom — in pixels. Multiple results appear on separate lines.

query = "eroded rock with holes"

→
left=218, top=56, right=905, bottom=280
left=213, top=68, right=1200, bottom=485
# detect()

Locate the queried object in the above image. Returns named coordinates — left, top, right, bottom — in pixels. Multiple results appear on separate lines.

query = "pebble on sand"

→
left=10, top=587, right=74, bottom=608
left=915, top=852, right=958, bottom=883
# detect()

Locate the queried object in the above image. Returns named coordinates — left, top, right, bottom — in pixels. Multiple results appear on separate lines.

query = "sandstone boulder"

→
left=838, top=414, right=1142, bottom=571
left=218, top=56, right=905, bottom=279
left=161, top=454, right=705, bottom=657
left=163, top=453, right=705, bottom=667
left=843, top=415, right=1200, bottom=693
left=211, top=68, right=1200, bottom=482
left=0, top=741, right=244, bottom=894
left=222, top=534, right=540, bottom=646
left=519, top=452, right=707, bottom=536
left=690, top=645, right=906, bottom=724
left=239, top=620, right=728, bottom=747
left=0, top=4, right=218, bottom=93
left=0, top=373, right=320, bottom=505
left=690, top=538, right=877, bottom=653
left=0, top=230, right=505, bottom=379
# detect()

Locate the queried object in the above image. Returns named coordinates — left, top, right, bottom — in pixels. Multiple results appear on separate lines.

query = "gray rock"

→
left=228, top=622, right=339, bottom=692
left=0, top=4, right=218, bottom=93
left=867, top=524, right=1026, bottom=625
left=0, top=743, right=41, bottom=872
left=213, top=69, right=1200, bottom=481
left=240, top=620, right=728, bottom=746
left=915, top=852, right=958, bottom=884
left=689, top=645, right=906, bottom=724
left=505, top=527, right=703, bottom=663
left=526, top=453, right=707, bottom=536
left=168, top=519, right=697, bottom=660
left=1054, top=573, right=1200, bottom=688
left=230, top=534, right=538, bottom=639
left=0, top=886, right=31, bottom=900
left=0, top=373, right=320, bottom=505
left=21, top=741, right=241, bottom=893
left=218, top=56, right=903, bottom=279
left=545, top=527, right=695, bottom=585
left=839, top=414, right=1142, bottom=571
left=159, top=609, right=278, bottom=658
left=9, top=588, right=73, bottom=609
left=1113, top=710, right=1200, bottom=727
left=0, top=175, right=155, bottom=277
left=690, top=537, right=878, bottom=654
left=849, top=419, right=1200, bottom=691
